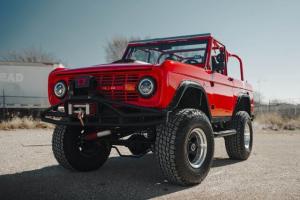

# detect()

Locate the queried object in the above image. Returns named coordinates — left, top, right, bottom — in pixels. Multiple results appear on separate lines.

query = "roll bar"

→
left=228, top=53, right=244, bottom=81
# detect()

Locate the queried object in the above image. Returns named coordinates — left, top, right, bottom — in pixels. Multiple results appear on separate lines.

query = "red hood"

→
left=54, top=62, right=154, bottom=76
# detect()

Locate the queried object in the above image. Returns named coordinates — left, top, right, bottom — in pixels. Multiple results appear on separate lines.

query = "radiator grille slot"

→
left=97, top=74, right=139, bottom=102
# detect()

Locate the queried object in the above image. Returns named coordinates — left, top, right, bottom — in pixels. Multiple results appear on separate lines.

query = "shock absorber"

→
left=84, top=130, right=112, bottom=141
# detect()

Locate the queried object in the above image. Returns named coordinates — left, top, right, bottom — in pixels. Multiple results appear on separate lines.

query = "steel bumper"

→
left=41, top=96, right=167, bottom=128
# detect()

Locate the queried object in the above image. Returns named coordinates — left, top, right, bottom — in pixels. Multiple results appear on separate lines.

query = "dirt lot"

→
left=0, top=128, right=300, bottom=200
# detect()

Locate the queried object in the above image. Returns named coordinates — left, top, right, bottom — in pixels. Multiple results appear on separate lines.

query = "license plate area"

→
left=67, top=103, right=97, bottom=116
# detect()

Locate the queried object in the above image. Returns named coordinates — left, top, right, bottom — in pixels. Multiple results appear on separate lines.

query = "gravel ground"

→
left=0, top=128, right=300, bottom=200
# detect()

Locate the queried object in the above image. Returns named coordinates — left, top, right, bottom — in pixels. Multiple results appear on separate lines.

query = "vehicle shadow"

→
left=212, top=157, right=240, bottom=168
left=0, top=155, right=239, bottom=200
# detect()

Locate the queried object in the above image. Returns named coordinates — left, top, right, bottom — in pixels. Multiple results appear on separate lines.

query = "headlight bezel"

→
left=137, top=76, right=156, bottom=98
left=54, top=81, right=67, bottom=99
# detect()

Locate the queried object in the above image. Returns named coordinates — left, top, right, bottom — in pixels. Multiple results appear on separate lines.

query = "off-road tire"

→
left=225, top=111, right=253, bottom=160
left=52, top=125, right=111, bottom=171
left=155, top=109, right=214, bottom=186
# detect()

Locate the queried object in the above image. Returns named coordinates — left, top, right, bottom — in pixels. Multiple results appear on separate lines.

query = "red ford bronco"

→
left=42, top=33, right=254, bottom=186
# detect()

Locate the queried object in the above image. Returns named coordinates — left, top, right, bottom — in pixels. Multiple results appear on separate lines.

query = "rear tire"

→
left=52, top=125, right=111, bottom=171
left=155, top=109, right=214, bottom=186
left=225, top=111, right=253, bottom=160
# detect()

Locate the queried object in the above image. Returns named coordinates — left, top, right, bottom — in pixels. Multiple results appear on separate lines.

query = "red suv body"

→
left=42, top=33, right=254, bottom=186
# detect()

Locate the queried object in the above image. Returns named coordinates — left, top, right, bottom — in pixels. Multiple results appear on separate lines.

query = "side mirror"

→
left=216, top=51, right=225, bottom=63
left=212, top=56, right=225, bottom=72
left=213, top=63, right=225, bottom=72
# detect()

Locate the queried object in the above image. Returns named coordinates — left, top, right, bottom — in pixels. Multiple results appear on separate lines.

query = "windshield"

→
left=124, top=40, right=208, bottom=65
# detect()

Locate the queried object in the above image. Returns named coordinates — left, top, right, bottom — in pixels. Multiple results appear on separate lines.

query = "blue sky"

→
left=1, top=0, right=300, bottom=102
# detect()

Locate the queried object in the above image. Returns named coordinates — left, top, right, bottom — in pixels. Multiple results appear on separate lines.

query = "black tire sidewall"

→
left=175, top=112, right=214, bottom=184
left=239, top=116, right=253, bottom=157
left=57, top=126, right=111, bottom=171
left=233, top=111, right=253, bottom=159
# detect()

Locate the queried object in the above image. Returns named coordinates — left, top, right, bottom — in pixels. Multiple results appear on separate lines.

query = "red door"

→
left=210, top=72, right=234, bottom=117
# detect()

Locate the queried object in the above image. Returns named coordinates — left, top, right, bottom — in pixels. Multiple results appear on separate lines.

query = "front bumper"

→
left=41, top=96, right=167, bottom=128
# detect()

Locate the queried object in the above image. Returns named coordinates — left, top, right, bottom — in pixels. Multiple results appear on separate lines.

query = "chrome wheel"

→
left=244, top=123, right=251, bottom=150
left=187, top=128, right=207, bottom=168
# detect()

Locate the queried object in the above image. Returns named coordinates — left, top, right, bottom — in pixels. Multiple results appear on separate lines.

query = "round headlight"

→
left=54, top=81, right=67, bottom=98
left=138, top=77, right=156, bottom=97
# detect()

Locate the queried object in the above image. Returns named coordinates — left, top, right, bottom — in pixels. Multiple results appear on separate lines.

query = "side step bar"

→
left=214, top=129, right=237, bottom=138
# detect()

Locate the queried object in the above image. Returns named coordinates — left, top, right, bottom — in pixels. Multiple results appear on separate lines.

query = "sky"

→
left=1, top=0, right=300, bottom=102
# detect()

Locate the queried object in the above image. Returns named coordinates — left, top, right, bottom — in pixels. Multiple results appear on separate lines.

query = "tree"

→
left=0, top=47, right=61, bottom=63
left=104, top=36, right=140, bottom=62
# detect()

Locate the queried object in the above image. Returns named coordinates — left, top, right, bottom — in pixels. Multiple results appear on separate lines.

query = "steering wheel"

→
left=165, top=56, right=178, bottom=61
left=182, top=59, right=199, bottom=65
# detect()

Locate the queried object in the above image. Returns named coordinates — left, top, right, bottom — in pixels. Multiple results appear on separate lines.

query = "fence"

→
left=255, top=99, right=300, bottom=118
left=0, top=89, right=49, bottom=121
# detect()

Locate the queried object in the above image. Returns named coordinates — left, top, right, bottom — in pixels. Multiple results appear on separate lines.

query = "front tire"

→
left=52, top=125, right=111, bottom=171
left=225, top=111, right=253, bottom=160
left=155, top=109, right=214, bottom=186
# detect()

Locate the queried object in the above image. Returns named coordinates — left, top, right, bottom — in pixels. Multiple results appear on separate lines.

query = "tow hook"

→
left=77, top=108, right=85, bottom=127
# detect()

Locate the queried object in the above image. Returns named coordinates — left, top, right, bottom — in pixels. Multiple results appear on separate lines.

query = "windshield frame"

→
left=123, top=38, right=209, bottom=66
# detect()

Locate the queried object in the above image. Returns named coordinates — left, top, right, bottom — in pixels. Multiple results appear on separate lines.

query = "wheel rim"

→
left=244, top=123, right=251, bottom=150
left=186, top=128, right=207, bottom=169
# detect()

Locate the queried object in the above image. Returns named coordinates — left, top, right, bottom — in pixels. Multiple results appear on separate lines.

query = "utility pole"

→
left=257, top=80, right=262, bottom=113
left=294, top=99, right=297, bottom=116
left=2, top=89, right=5, bottom=120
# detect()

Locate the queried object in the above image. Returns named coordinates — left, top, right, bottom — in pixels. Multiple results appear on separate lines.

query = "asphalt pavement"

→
left=0, top=128, right=299, bottom=200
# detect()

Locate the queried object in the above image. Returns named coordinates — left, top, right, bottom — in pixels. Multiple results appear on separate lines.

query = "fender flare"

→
left=167, top=80, right=212, bottom=119
left=233, top=93, right=251, bottom=117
